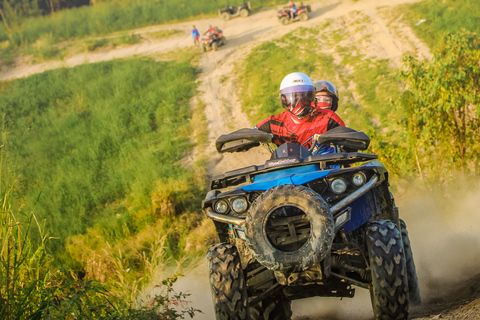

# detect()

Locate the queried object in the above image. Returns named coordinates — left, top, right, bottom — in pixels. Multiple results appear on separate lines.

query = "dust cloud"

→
left=399, top=186, right=480, bottom=302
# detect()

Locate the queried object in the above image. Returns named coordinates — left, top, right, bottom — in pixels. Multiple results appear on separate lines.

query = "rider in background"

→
left=255, top=72, right=345, bottom=148
left=313, top=80, right=340, bottom=112
left=204, top=25, right=216, bottom=39
left=191, top=25, right=200, bottom=46
left=289, top=1, right=297, bottom=20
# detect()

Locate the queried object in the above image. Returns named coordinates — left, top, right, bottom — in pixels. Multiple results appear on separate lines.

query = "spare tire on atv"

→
left=366, top=220, right=409, bottom=320
left=245, top=185, right=334, bottom=272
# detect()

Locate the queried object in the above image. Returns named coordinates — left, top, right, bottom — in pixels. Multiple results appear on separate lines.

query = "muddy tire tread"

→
left=367, top=220, right=409, bottom=320
left=207, top=243, right=248, bottom=320
left=400, top=219, right=421, bottom=306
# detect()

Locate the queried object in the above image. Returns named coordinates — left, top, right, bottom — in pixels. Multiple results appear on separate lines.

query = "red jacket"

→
left=256, top=109, right=345, bottom=147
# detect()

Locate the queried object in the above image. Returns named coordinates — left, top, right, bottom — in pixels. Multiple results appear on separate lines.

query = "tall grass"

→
left=0, top=55, right=204, bottom=265
left=0, top=53, right=204, bottom=318
left=405, top=0, right=480, bottom=48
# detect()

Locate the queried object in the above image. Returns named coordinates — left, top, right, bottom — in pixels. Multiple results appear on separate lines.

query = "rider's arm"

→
left=255, top=116, right=273, bottom=134
left=326, top=112, right=345, bottom=131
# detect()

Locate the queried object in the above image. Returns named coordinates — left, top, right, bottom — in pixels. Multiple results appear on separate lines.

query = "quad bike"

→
left=203, top=126, right=421, bottom=320
left=277, top=3, right=311, bottom=25
left=201, top=29, right=226, bottom=52
left=219, top=1, right=252, bottom=20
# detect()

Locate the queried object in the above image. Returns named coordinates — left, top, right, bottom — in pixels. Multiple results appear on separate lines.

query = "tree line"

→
left=0, top=0, right=92, bottom=30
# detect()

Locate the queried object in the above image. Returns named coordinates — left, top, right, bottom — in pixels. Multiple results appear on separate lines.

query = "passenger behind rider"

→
left=313, top=80, right=340, bottom=112
left=289, top=1, right=297, bottom=20
left=254, top=72, right=345, bottom=152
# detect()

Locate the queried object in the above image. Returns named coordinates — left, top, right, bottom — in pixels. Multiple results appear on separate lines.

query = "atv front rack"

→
left=205, top=174, right=380, bottom=228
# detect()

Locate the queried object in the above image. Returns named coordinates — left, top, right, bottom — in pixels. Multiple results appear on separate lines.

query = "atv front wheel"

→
left=367, top=220, right=409, bottom=320
left=222, top=12, right=231, bottom=20
left=240, top=8, right=249, bottom=17
left=212, top=41, right=219, bottom=51
left=202, top=44, right=207, bottom=52
left=400, top=219, right=421, bottom=306
left=207, top=243, right=248, bottom=320
left=299, top=12, right=309, bottom=21
left=280, top=17, right=289, bottom=25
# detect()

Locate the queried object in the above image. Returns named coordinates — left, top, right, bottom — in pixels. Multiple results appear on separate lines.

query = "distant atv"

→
left=278, top=3, right=311, bottom=25
left=219, top=1, right=252, bottom=20
left=201, top=29, right=226, bottom=52
left=203, top=127, right=421, bottom=320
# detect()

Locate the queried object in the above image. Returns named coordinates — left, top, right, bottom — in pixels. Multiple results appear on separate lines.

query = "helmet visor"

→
left=280, top=85, right=314, bottom=117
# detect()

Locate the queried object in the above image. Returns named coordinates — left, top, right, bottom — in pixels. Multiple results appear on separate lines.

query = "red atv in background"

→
left=201, top=29, right=227, bottom=52
left=277, top=3, right=311, bottom=25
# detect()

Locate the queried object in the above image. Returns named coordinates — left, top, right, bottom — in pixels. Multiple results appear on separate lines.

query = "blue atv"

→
left=203, top=126, right=421, bottom=320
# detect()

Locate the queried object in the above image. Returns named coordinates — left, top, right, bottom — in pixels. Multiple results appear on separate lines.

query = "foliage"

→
left=0, top=56, right=204, bottom=266
left=0, top=129, right=53, bottom=319
left=396, top=30, right=480, bottom=186
left=406, top=0, right=480, bottom=48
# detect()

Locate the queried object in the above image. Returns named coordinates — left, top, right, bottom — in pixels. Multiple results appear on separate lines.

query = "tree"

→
left=397, top=30, right=480, bottom=184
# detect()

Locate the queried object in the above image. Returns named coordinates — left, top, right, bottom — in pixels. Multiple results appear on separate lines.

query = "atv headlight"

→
left=231, top=197, right=248, bottom=213
left=330, top=178, right=347, bottom=194
left=351, top=172, right=366, bottom=187
left=214, top=200, right=229, bottom=214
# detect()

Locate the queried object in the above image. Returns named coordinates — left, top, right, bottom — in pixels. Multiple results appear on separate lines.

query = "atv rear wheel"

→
left=299, top=12, right=309, bottom=21
left=245, top=185, right=334, bottom=272
left=249, top=293, right=292, bottom=320
left=221, top=36, right=227, bottom=45
left=366, top=220, right=409, bottom=320
left=207, top=243, right=248, bottom=320
left=280, top=17, right=289, bottom=25
left=240, top=8, right=249, bottom=17
left=400, top=219, right=421, bottom=306
left=222, top=12, right=231, bottom=20
left=212, top=41, right=219, bottom=51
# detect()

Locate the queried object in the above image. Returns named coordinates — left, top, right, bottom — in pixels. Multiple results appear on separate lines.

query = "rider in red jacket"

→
left=255, top=73, right=344, bottom=148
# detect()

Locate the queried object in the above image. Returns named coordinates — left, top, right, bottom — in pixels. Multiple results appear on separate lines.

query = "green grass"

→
left=0, top=55, right=204, bottom=267
left=405, top=0, right=480, bottom=48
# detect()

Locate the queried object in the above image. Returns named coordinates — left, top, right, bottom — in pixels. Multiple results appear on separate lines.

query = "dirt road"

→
left=3, top=0, right=480, bottom=318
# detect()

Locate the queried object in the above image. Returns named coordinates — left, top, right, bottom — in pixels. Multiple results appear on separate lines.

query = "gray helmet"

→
left=313, top=80, right=339, bottom=112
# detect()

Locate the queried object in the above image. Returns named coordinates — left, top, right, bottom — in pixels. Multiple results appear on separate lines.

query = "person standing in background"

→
left=191, top=25, right=200, bottom=46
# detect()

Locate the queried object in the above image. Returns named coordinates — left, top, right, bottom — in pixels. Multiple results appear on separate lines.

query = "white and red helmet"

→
left=279, top=72, right=315, bottom=119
